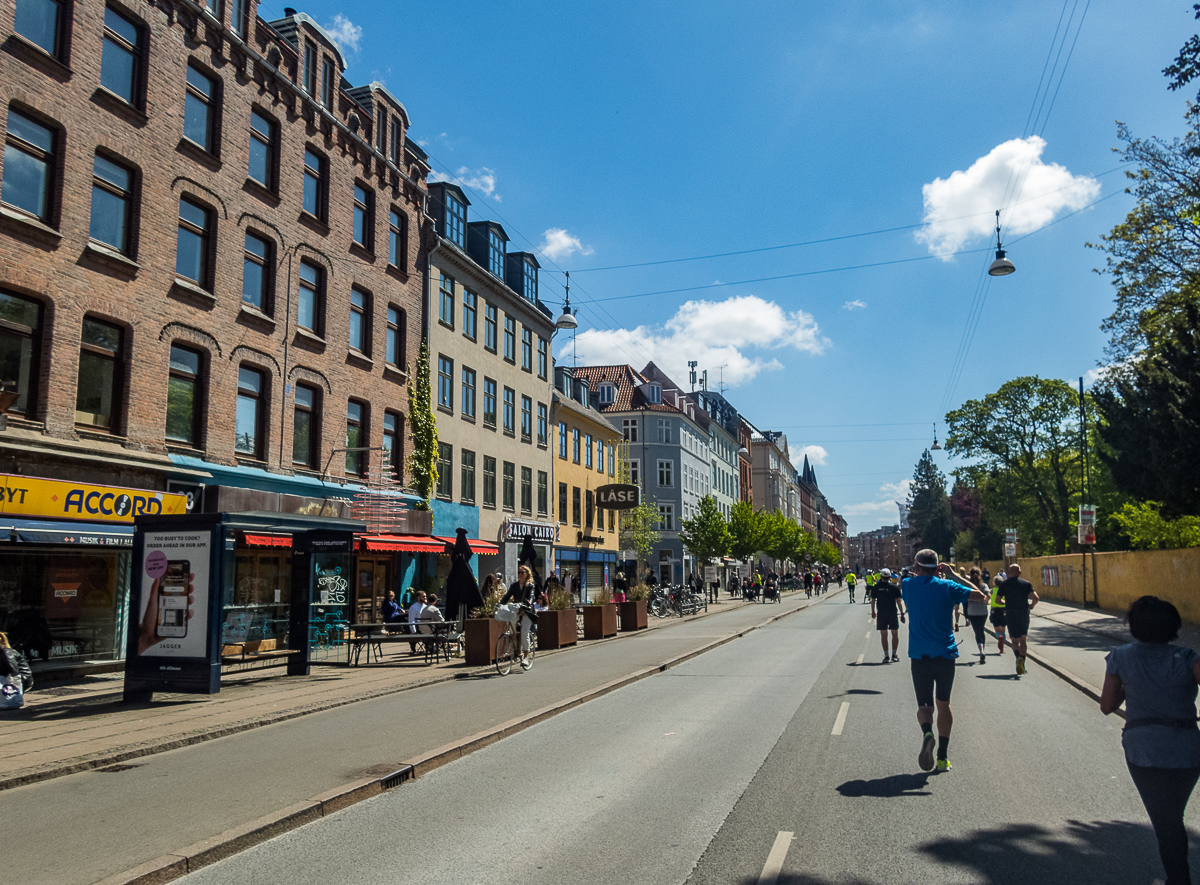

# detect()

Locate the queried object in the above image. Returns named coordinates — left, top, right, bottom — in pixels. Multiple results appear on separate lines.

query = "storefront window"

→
left=225, top=551, right=292, bottom=655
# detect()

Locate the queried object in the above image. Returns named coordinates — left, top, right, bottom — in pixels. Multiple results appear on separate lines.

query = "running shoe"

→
left=919, top=733, right=936, bottom=772
left=891, top=653, right=899, bottom=662
left=1016, top=657, right=1026, bottom=676
left=882, top=654, right=890, bottom=664
left=979, top=652, right=986, bottom=665
left=936, top=758, right=952, bottom=772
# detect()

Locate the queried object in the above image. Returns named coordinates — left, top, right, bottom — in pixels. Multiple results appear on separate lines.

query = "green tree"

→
left=907, top=450, right=957, bottom=557
left=1094, top=304, right=1200, bottom=517
left=1112, top=501, right=1200, bottom=549
left=945, top=377, right=1081, bottom=555
left=620, top=495, right=660, bottom=577
left=815, top=540, right=842, bottom=567
left=406, top=338, right=438, bottom=510
left=680, top=495, right=732, bottom=564
left=1164, top=4, right=1200, bottom=103
left=728, top=500, right=764, bottom=562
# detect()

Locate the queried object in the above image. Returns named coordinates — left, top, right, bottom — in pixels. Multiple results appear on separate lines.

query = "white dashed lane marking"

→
left=758, top=831, right=795, bottom=885
left=855, top=653, right=864, bottom=665
left=831, top=701, right=850, bottom=736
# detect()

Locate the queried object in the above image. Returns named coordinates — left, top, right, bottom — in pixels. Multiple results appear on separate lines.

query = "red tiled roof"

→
left=572, top=365, right=684, bottom=415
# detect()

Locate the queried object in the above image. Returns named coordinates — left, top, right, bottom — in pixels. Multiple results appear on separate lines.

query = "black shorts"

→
left=876, top=611, right=899, bottom=631
left=911, top=656, right=956, bottom=706
left=989, top=608, right=1006, bottom=628
left=1007, top=613, right=1030, bottom=639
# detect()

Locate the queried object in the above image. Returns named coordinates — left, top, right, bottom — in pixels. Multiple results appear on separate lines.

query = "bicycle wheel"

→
left=495, top=631, right=514, bottom=675
left=649, top=596, right=668, bottom=618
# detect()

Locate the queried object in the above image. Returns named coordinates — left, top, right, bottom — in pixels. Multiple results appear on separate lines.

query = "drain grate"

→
left=99, top=763, right=142, bottom=773
left=379, top=765, right=414, bottom=790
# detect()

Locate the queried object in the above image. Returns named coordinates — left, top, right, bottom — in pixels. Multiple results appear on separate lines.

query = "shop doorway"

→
left=355, top=557, right=391, bottom=623
left=659, top=550, right=674, bottom=586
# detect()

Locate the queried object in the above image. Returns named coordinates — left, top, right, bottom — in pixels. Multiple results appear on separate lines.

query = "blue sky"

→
left=287, top=0, right=1192, bottom=535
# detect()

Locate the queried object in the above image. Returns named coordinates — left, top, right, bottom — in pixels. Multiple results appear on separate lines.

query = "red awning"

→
left=240, top=532, right=292, bottom=548
left=359, top=535, right=446, bottom=553
left=434, top=536, right=500, bottom=555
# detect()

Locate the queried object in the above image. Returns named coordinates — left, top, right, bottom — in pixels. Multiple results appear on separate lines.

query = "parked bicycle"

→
left=649, top=585, right=706, bottom=618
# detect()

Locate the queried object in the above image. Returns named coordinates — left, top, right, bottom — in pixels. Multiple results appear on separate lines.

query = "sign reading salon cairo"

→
left=595, top=484, right=640, bottom=510
left=504, top=519, right=559, bottom=543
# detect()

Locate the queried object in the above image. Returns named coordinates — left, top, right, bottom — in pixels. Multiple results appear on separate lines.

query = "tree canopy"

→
left=680, top=495, right=732, bottom=563
left=907, top=450, right=956, bottom=558
left=728, top=500, right=763, bottom=561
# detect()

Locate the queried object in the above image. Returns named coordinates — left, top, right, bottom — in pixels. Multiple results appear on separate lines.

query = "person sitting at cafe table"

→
left=420, top=594, right=443, bottom=631
left=406, top=591, right=426, bottom=653
left=381, top=590, right=403, bottom=630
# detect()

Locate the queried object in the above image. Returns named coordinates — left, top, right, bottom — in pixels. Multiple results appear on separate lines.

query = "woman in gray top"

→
left=1101, top=595, right=1200, bottom=885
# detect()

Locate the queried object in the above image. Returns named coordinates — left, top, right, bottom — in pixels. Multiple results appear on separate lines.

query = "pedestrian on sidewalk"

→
left=998, top=564, right=1039, bottom=676
left=989, top=575, right=1007, bottom=655
left=963, top=567, right=990, bottom=664
left=871, top=569, right=905, bottom=663
left=847, top=571, right=857, bottom=603
left=1101, top=596, right=1200, bottom=885
left=902, top=549, right=990, bottom=772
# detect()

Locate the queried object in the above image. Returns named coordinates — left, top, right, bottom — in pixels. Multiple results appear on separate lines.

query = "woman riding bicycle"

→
left=501, top=565, right=538, bottom=669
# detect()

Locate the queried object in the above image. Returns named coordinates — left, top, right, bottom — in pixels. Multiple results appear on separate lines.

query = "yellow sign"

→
left=0, top=474, right=187, bottom=523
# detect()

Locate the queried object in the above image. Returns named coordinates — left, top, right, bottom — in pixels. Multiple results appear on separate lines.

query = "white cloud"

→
left=842, top=299, right=867, bottom=311
left=915, top=136, right=1100, bottom=259
left=429, top=166, right=501, bottom=202
left=841, top=480, right=912, bottom=521
left=573, top=294, right=829, bottom=388
left=799, top=445, right=828, bottom=466
left=323, top=14, right=362, bottom=56
left=540, top=229, right=593, bottom=262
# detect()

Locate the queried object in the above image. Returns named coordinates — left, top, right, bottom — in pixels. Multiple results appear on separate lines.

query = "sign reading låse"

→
left=595, top=484, right=640, bottom=510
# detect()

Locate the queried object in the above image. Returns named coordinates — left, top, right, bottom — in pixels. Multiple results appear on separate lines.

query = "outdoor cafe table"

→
left=348, top=621, right=460, bottom=666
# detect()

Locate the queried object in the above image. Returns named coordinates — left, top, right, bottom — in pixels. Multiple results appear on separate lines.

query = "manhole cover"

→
left=360, top=764, right=401, bottom=777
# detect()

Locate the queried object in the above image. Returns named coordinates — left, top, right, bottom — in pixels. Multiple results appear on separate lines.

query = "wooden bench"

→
left=221, top=638, right=301, bottom=666
left=348, top=623, right=461, bottom=666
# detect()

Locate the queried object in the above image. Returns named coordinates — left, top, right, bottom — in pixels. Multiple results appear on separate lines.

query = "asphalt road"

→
left=177, top=597, right=1196, bottom=885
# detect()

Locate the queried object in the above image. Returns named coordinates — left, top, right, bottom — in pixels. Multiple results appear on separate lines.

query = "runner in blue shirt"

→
left=902, top=548, right=991, bottom=772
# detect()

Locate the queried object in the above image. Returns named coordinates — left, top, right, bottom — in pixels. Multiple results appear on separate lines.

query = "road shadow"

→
left=723, top=819, right=1172, bottom=885
left=836, top=772, right=932, bottom=797
left=826, top=689, right=883, bottom=698
left=977, top=674, right=1021, bottom=681
left=1031, top=620, right=1124, bottom=652
left=848, top=661, right=890, bottom=667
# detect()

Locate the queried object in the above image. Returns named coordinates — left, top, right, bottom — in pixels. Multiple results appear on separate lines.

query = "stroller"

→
left=762, top=581, right=780, bottom=603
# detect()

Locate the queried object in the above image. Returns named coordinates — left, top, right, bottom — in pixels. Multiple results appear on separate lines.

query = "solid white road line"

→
left=831, top=701, right=850, bottom=736
left=865, top=631, right=872, bottom=639
left=758, top=831, right=795, bottom=885
left=855, top=653, right=864, bottom=665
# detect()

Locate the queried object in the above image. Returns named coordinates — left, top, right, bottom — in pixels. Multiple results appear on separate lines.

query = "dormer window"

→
left=645, top=383, right=662, bottom=405
left=445, top=193, right=465, bottom=248
left=597, top=383, right=615, bottom=405
left=488, top=228, right=505, bottom=277
left=522, top=258, right=536, bottom=302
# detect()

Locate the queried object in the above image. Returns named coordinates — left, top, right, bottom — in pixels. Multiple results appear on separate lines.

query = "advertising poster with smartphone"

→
left=138, top=530, right=211, bottom=658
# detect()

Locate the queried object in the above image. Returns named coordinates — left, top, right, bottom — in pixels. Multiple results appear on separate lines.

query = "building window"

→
left=522, top=259, right=537, bottom=303
left=297, top=260, right=323, bottom=334
left=445, top=193, right=465, bottom=248
left=15, top=0, right=64, bottom=57
left=630, top=459, right=639, bottom=486
left=291, top=383, right=318, bottom=468
left=376, top=106, right=386, bottom=153
left=248, top=108, right=276, bottom=189
left=165, top=344, right=202, bottom=445
left=345, top=400, right=367, bottom=476
left=322, top=57, right=335, bottom=108
left=521, top=395, right=532, bottom=441
left=502, top=461, right=515, bottom=511
left=598, top=383, right=615, bottom=405
left=521, top=328, right=532, bottom=372
left=235, top=366, right=265, bottom=458
left=572, top=486, right=581, bottom=527
left=622, top=418, right=638, bottom=442
left=438, top=274, right=454, bottom=327
left=502, top=387, right=515, bottom=435
left=184, top=63, right=217, bottom=153
left=89, top=153, right=133, bottom=255
left=2, top=110, right=55, bottom=223
left=436, top=442, right=452, bottom=498
left=503, top=316, right=516, bottom=362
left=609, top=444, right=616, bottom=477
left=483, top=456, right=496, bottom=507
left=386, top=306, right=404, bottom=366
left=586, top=490, right=595, bottom=530
left=390, top=117, right=402, bottom=165
left=657, top=419, right=672, bottom=443
left=537, top=337, right=548, bottom=380
left=382, top=411, right=402, bottom=479
left=461, top=367, right=476, bottom=418
left=0, top=290, right=42, bottom=415
left=230, top=0, right=248, bottom=36
left=608, top=509, right=615, bottom=532
left=303, top=148, right=326, bottom=220
left=597, top=439, right=605, bottom=473
left=352, top=183, right=372, bottom=250
left=463, top=290, right=477, bottom=340
left=101, top=7, right=142, bottom=106
left=537, top=471, right=548, bottom=516
left=175, top=198, right=210, bottom=288
left=537, top=403, right=548, bottom=447
left=520, top=466, right=532, bottom=515
left=585, top=433, right=593, bottom=468
left=483, top=377, right=497, bottom=427
left=460, top=449, right=476, bottom=503
left=572, top=428, right=580, bottom=464
left=658, top=503, right=675, bottom=531
left=437, top=356, right=453, bottom=411
left=558, top=482, right=567, bottom=524
left=558, top=421, right=568, bottom=459
left=243, top=232, right=271, bottom=311
left=349, top=288, right=368, bottom=353
left=303, top=40, right=317, bottom=94
left=388, top=208, right=406, bottom=268
left=484, top=303, right=497, bottom=351
left=487, top=228, right=505, bottom=277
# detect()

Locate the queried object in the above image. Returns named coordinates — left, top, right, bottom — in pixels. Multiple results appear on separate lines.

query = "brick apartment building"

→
left=0, top=0, right=428, bottom=670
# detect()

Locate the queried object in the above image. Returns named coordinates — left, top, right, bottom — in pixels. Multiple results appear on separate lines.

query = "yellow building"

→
left=551, top=368, right=623, bottom=599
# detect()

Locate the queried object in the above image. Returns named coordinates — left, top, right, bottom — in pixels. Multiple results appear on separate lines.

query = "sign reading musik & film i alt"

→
left=0, top=473, right=187, bottom=522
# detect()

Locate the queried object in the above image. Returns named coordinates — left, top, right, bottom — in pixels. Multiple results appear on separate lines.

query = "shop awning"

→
left=5, top=519, right=134, bottom=546
left=359, top=535, right=447, bottom=553
left=239, top=532, right=292, bottom=548
left=434, top=536, right=500, bottom=555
